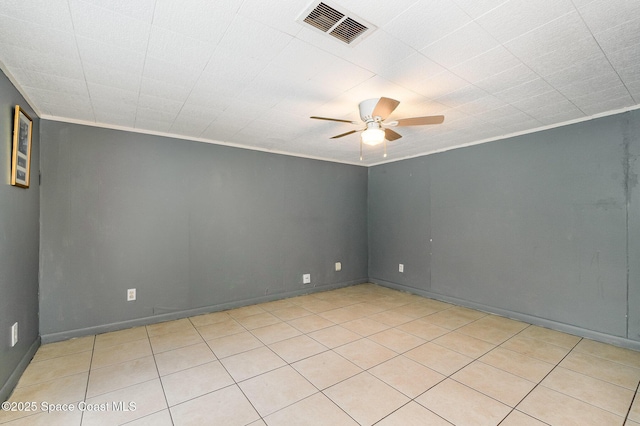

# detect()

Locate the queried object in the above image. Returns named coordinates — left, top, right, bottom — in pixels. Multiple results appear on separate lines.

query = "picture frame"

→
left=10, top=105, right=33, bottom=188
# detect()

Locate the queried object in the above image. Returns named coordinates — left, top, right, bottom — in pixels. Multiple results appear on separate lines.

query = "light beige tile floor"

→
left=2, top=283, right=640, bottom=426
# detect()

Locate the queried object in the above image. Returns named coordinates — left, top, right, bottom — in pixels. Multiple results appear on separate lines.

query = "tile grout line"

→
left=5, top=340, right=97, bottom=425
left=87, top=326, right=206, bottom=424
left=493, top=324, right=553, bottom=425
left=145, top=324, right=176, bottom=426
left=362, top=312, right=503, bottom=425
left=264, top=295, right=479, bottom=423
left=193, top=313, right=275, bottom=425
left=145, top=318, right=248, bottom=421
left=497, top=335, right=585, bottom=425
left=239, top=319, right=326, bottom=423
left=365, top=349, right=450, bottom=426
left=84, top=328, right=177, bottom=425
left=318, top=305, right=482, bottom=425
left=267, top=353, right=359, bottom=425
left=271, top=319, right=376, bottom=425
left=78, top=335, right=97, bottom=426
left=401, top=321, right=582, bottom=425
left=623, top=380, right=640, bottom=425
left=215, top=297, right=399, bottom=423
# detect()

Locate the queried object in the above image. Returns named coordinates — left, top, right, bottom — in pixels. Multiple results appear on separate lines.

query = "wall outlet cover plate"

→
left=11, top=322, right=18, bottom=347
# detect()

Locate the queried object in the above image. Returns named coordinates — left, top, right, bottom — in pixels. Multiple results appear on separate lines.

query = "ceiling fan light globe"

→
left=361, top=128, right=385, bottom=146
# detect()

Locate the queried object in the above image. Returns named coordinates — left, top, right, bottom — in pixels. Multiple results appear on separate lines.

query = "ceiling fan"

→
left=311, top=97, right=444, bottom=160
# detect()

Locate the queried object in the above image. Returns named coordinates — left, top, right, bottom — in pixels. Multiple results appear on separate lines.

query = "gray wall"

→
left=0, top=70, right=40, bottom=401
left=369, top=110, right=640, bottom=346
left=39, top=122, right=368, bottom=340
left=626, top=114, right=640, bottom=340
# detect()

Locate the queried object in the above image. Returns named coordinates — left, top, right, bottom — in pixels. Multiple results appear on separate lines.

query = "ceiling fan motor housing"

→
left=359, top=98, right=382, bottom=122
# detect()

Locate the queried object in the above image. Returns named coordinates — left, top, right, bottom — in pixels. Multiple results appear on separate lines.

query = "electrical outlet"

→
left=399, top=264, right=404, bottom=273
left=11, top=322, right=18, bottom=347
left=303, top=273, right=311, bottom=284
left=335, top=262, right=342, bottom=272
left=127, top=288, right=136, bottom=301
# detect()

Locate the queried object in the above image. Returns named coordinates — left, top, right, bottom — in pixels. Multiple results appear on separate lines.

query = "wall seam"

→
left=623, top=114, right=631, bottom=339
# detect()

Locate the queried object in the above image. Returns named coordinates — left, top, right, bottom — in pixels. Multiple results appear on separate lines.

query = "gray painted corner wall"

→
left=0, top=70, right=40, bottom=401
left=39, top=121, right=368, bottom=338
left=369, top=110, right=640, bottom=343
left=368, top=156, right=431, bottom=289
left=627, top=113, right=640, bottom=340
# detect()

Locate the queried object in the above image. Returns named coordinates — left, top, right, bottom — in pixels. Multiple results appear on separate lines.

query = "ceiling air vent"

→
left=298, top=1, right=376, bottom=46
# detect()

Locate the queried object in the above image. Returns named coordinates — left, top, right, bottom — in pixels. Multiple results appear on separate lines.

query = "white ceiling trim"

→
left=40, top=102, right=640, bottom=169
left=38, top=113, right=367, bottom=167
left=367, top=103, right=640, bottom=167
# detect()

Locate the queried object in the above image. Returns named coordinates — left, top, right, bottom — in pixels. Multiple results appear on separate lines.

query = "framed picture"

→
left=11, top=105, right=33, bottom=188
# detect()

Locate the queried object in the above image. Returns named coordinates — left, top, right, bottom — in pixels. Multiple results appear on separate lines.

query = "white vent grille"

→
left=298, top=1, right=376, bottom=46
left=330, top=16, right=368, bottom=44
left=304, top=2, right=344, bottom=33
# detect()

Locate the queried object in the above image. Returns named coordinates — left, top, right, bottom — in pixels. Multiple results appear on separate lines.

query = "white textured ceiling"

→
left=0, top=0, right=638, bottom=166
